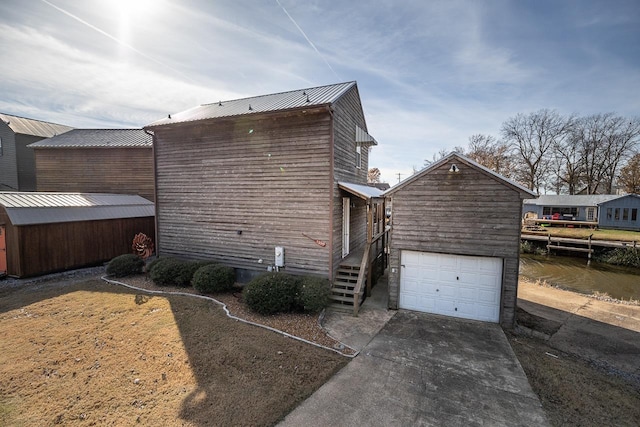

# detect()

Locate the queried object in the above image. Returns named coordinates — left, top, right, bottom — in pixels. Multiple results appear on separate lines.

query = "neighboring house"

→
left=0, top=192, right=155, bottom=277
left=385, top=152, right=536, bottom=327
left=0, top=113, right=72, bottom=191
left=29, top=129, right=154, bottom=201
left=523, top=194, right=640, bottom=230
left=593, top=195, right=640, bottom=230
left=144, top=82, right=384, bottom=294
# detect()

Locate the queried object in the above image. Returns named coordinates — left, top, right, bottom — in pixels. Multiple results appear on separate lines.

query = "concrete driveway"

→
left=280, top=311, right=548, bottom=426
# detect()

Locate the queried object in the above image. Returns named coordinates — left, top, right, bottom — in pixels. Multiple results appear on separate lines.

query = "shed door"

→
left=0, top=226, right=6, bottom=275
left=399, top=251, right=502, bottom=322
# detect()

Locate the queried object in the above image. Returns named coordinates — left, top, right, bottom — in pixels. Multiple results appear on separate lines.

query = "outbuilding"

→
left=0, top=192, right=155, bottom=278
left=384, top=152, right=536, bottom=327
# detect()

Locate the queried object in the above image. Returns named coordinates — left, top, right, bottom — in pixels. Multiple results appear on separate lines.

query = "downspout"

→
left=328, top=106, right=335, bottom=282
left=144, top=128, right=159, bottom=257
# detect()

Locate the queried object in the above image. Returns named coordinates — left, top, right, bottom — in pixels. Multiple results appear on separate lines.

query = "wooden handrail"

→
left=352, top=243, right=370, bottom=316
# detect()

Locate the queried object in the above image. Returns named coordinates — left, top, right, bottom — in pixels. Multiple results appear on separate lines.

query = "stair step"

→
left=337, top=267, right=360, bottom=274
left=329, top=294, right=358, bottom=303
left=331, top=288, right=356, bottom=295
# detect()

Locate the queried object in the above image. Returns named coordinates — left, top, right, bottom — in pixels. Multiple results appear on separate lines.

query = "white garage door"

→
left=399, top=251, right=502, bottom=322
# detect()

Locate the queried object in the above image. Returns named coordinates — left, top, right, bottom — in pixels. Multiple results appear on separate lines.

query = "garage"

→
left=384, top=152, right=536, bottom=327
left=399, top=251, right=502, bottom=322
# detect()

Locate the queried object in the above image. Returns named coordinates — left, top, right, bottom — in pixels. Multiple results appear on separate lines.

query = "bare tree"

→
left=618, top=153, right=640, bottom=194
left=501, top=109, right=573, bottom=193
left=551, top=118, right=582, bottom=194
left=466, top=134, right=515, bottom=179
left=367, top=167, right=381, bottom=183
left=573, top=114, right=640, bottom=194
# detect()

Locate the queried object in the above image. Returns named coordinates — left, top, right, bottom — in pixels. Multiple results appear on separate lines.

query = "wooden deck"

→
left=340, top=247, right=365, bottom=267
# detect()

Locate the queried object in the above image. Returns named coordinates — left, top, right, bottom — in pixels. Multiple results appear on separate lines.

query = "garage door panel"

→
left=399, top=251, right=502, bottom=323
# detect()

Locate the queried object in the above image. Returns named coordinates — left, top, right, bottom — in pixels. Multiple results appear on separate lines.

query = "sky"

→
left=1, top=0, right=639, bottom=184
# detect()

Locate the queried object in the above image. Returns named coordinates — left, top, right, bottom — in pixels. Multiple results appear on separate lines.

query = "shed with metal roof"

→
left=0, top=112, right=73, bottom=191
left=0, top=192, right=155, bottom=277
left=384, top=152, right=536, bottom=327
left=29, top=129, right=154, bottom=201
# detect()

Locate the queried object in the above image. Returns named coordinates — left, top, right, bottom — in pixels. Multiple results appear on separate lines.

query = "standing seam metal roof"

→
left=523, top=194, right=623, bottom=206
left=0, top=192, right=154, bottom=225
left=28, top=129, right=152, bottom=148
left=0, top=113, right=73, bottom=138
left=146, top=81, right=357, bottom=127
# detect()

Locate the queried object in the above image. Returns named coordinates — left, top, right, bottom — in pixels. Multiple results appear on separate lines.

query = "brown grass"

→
left=524, top=227, right=640, bottom=242
left=0, top=279, right=347, bottom=426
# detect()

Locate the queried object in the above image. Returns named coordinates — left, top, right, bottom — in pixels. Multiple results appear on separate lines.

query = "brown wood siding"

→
left=0, top=123, right=18, bottom=190
left=34, top=147, right=155, bottom=201
left=387, top=161, right=523, bottom=327
left=153, top=111, right=332, bottom=277
left=330, top=86, right=371, bottom=272
left=2, top=213, right=155, bottom=278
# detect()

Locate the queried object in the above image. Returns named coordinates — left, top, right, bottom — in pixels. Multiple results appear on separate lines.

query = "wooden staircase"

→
left=329, top=264, right=365, bottom=311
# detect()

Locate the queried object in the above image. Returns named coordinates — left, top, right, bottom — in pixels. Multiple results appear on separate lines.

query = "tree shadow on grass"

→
left=0, top=278, right=347, bottom=426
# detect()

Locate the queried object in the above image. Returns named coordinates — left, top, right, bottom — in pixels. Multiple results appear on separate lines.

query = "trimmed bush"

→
left=145, top=257, right=163, bottom=274
left=149, top=258, right=215, bottom=287
left=106, top=254, right=145, bottom=278
left=298, top=276, right=331, bottom=313
left=192, top=264, right=236, bottom=293
left=243, top=273, right=301, bottom=315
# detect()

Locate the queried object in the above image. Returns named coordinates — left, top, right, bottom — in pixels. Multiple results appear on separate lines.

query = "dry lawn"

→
left=508, top=333, right=640, bottom=427
left=524, top=227, right=640, bottom=242
left=0, top=279, right=347, bottom=426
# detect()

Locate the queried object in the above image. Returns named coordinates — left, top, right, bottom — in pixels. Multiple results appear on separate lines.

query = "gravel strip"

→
left=113, top=275, right=357, bottom=356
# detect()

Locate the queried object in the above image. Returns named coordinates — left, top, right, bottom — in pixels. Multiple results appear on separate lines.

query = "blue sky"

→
left=1, top=0, right=639, bottom=184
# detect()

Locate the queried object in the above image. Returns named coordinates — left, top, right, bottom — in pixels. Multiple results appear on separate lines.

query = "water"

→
left=520, top=254, right=640, bottom=301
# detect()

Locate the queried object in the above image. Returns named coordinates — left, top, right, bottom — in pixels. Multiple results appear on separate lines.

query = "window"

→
left=607, top=208, right=612, bottom=220
left=543, top=207, right=551, bottom=215
left=586, top=208, right=595, bottom=221
left=0, top=136, right=2, bottom=156
left=614, top=208, right=620, bottom=220
left=355, top=144, right=362, bottom=169
left=623, top=208, right=629, bottom=221
left=632, top=209, right=638, bottom=222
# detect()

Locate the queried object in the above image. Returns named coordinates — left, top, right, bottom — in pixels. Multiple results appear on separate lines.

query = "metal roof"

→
left=523, top=194, right=623, bottom=207
left=146, top=81, right=357, bottom=127
left=0, top=112, right=73, bottom=138
left=385, top=152, right=537, bottom=198
left=355, top=125, right=377, bottom=146
left=0, top=192, right=154, bottom=225
left=338, top=182, right=384, bottom=200
left=29, top=129, right=152, bottom=148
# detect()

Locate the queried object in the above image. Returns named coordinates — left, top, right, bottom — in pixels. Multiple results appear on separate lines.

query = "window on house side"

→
left=0, top=136, right=3, bottom=156
left=632, top=209, right=638, bottom=222
left=607, top=208, right=612, bottom=220
left=355, top=144, right=362, bottom=169
left=623, top=208, right=629, bottom=221
left=614, top=208, right=620, bottom=220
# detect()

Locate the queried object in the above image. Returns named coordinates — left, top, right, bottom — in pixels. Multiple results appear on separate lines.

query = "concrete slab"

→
left=323, top=275, right=396, bottom=351
left=518, top=280, right=640, bottom=378
left=280, top=311, right=548, bottom=427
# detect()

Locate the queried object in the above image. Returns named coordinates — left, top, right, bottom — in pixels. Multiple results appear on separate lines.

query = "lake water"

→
left=519, top=254, right=640, bottom=301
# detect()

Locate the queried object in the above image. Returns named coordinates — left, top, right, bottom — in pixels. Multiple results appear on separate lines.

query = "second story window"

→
left=355, top=144, right=362, bottom=169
